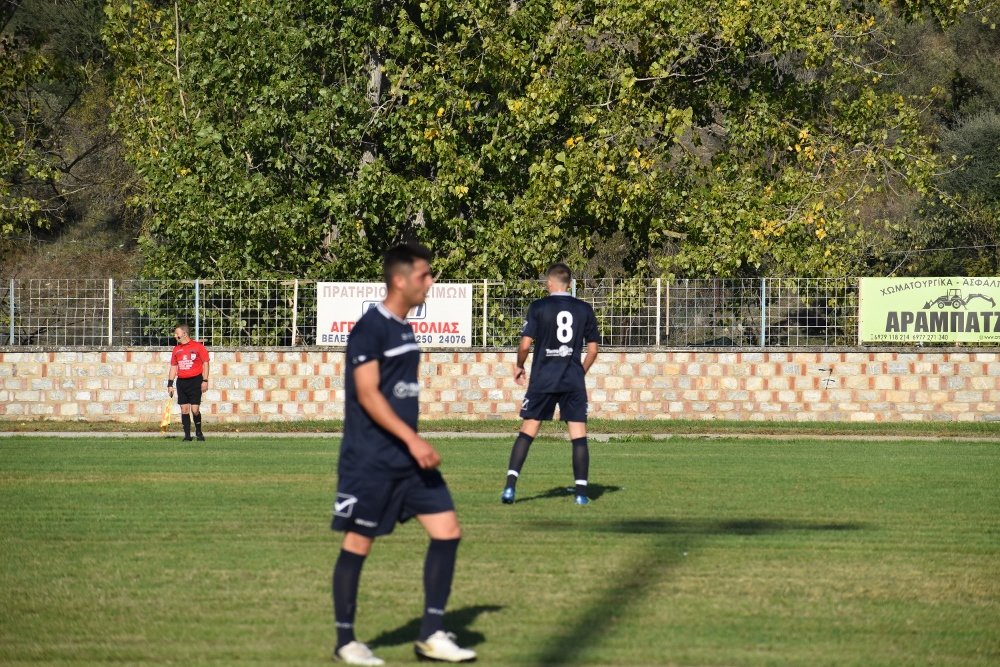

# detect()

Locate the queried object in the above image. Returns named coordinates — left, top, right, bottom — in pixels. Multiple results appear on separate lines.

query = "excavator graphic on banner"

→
left=923, top=288, right=997, bottom=310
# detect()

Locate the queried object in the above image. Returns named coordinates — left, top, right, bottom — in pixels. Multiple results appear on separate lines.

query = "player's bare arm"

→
left=514, top=335, right=533, bottom=386
left=354, top=360, right=441, bottom=469
left=201, top=361, right=210, bottom=386
left=582, top=341, right=599, bottom=374
left=167, top=363, right=177, bottom=397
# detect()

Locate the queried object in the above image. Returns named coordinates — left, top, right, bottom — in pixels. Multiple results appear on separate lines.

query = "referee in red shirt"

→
left=167, top=323, right=210, bottom=441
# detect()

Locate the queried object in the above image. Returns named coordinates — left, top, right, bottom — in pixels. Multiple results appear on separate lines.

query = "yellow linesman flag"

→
left=159, top=398, right=173, bottom=433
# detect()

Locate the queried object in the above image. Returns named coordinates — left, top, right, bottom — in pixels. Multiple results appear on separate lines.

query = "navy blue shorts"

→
left=331, top=468, right=455, bottom=537
left=520, top=388, right=588, bottom=422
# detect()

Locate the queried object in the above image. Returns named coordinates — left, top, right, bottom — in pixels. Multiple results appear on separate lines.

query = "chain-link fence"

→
left=0, top=277, right=862, bottom=348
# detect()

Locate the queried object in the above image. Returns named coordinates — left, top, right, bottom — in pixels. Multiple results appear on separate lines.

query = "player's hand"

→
left=407, top=436, right=441, bottom=469
left=513, top=366, right=527, bottom=386
left=168, top=387, right=174, bottom=397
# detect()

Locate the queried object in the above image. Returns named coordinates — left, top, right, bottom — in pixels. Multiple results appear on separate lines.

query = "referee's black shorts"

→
left=175, top=375, right=204, bottom=405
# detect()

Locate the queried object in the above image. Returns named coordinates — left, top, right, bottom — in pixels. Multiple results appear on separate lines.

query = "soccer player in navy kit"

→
left=331, top=243, right=476, bottom=666
left=501, top=263, right=601, bottom=506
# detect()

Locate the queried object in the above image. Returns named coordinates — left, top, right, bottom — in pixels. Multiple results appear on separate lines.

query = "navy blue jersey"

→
left=521, top=292, right=601, bottom=393
left=340, top=303, right=422, bottom=478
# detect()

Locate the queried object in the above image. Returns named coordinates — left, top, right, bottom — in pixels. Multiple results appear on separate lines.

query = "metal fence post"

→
left=194, top=279, right=200, bottom=340
left=291, top=279, right=299, bottom=346
left=108, top=278, right=114, bottom=346
left=655, top=278, right=661, bottom=346
left=759, top=278, right=767, bottom=347
left=482, top=279, right=488, bottom=347
left=664, top=280, right=670, bottom=338
left=571, top=278, right=576, bottom=298
left=8, top=279, right=13, bottom=346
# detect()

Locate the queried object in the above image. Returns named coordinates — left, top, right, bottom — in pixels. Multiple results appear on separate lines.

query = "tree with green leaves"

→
left=104, top=0, right=999, bottom=280
left=1, top=0, right=130, bottom=260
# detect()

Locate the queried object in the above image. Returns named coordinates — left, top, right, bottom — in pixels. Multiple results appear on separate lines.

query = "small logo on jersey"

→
left=545, top=345, right=573, bottom=358
left=408, top=303, right=427, bottom=319
left=393, top=381, right=421, bottom=398
left=401, top=331, right=415, bottom=342
left=353, top=354, right=368, bottom=365
left=334, top=493, right=358, bottom=517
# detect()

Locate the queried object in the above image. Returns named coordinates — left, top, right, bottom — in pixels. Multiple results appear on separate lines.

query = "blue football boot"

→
left=574, top=494, right=590, bottom=506
left=501, top=487, right=516, bottom=504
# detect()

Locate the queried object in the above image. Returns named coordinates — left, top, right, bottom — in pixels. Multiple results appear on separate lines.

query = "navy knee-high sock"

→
left=419, top=538, right=460, bottom=640
left=333, top=549, right=367, bottom=649
left=193, top=412, right=202, bottom=435
left=571, top=437, right=589, bottom=496
left=181, top=413, right=191, bottom=438
left=505, top=432, right=534, bottom=488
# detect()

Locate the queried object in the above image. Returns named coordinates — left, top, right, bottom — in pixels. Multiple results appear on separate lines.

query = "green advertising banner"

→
left=859, top=277, right=1000, bottom=343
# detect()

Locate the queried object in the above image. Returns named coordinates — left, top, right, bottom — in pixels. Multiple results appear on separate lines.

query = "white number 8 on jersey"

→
left=556, top=310, right=574, bottom=343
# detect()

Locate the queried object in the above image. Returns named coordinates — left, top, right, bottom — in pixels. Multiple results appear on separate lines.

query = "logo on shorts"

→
left=334, top=493, right=357, bottom=517
left=354, top=518, right=377, bottom=528
left=521, top=397, right=530, bottom=411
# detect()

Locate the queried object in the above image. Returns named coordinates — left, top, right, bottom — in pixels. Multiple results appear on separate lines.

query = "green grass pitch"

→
left=1, top=435, right=998, bottom=666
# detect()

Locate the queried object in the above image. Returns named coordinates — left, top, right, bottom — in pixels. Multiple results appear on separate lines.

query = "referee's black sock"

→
left=571, top=437, right=589, bottom=496
left=333, top=549, right=367, bottom=649
left=181, top=413, right=191, bottom=439
left=193, top=413, right=202, bottom=436
left=505, top=432, right=534, bottom=489
left=420, top=538, right=460, bottom=641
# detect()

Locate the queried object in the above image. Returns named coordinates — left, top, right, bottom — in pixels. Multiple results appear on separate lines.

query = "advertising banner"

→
left=858, top=277, right=1000, bottom=343
left=316, top=282, right=473, bottom=347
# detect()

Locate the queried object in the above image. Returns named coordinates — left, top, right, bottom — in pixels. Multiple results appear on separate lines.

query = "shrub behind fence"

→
left=1, top=277, right=862, bottom=348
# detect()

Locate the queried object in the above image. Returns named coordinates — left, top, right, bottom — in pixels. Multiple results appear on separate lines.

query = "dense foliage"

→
left=3, top=1, right=999, bottom=279
left=1, top=1, right=132, bottom=264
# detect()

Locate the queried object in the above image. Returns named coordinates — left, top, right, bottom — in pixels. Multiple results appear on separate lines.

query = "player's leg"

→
left=191, top=404, right=204, bottom=441
left=331, top=475, right=387, bottom=666
left=502, top=392, right=556, bottom=504
left=567, top=421, right=589, bottom=504
left=176, top=378, right=193, bottom=441
left=333, top=532, right=381, bottom=665
left=502, top=418, right=539, bottom=503
left=563, top=390, right=591, bottom=505
left=191, top=378, right=205, bottom=441
left=414, top=510, right=475, bottom=662
left=179, top=405, right=193, bottom=441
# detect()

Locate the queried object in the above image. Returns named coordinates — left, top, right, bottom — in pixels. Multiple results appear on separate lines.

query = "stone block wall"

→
left=1, top=349, right=998, bottom=423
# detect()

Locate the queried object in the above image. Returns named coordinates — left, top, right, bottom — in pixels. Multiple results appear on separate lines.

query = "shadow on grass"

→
left=368, top=604, right=503, bottom=649
left=530, top=517, right=865, bottom=535
left=515, top=483, right=623, bottom=504
left=524, top=517, right=864, bottom=666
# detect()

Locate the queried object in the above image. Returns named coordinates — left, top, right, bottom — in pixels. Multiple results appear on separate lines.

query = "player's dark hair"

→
left=383, top=242, right=433, bottom=286
left=546, top=263, right=572, bottom=287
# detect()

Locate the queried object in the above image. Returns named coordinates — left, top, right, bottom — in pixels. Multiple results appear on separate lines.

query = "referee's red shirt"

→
left=171, top=340, right=210, bottom=378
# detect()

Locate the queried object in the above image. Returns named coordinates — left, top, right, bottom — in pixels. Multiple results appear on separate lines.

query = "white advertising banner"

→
left=316, top=282, right=473, bottom=347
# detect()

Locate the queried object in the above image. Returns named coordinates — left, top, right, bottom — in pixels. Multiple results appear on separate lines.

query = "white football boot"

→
left=414, top=630, right=477, bottom=662
left=334, top=640, right=385, bottom=666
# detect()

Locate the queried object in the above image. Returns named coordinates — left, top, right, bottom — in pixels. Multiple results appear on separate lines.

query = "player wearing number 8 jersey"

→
left=502, top=263, right=601, bottom=506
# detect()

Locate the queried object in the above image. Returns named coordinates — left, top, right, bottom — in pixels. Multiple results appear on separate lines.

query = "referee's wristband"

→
left=167, top=380, right=174, bottom=387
